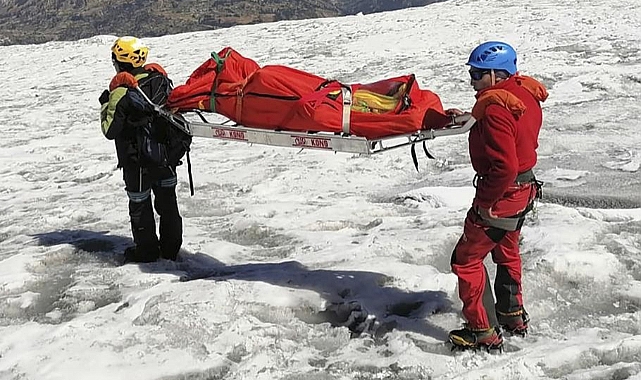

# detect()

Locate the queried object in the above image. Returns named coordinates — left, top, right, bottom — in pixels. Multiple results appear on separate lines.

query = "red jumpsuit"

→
left=451, top=75, right=548, bottom=329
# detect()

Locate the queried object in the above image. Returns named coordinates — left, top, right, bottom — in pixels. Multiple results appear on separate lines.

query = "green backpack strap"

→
left=209, top=49, right=233, bottom=112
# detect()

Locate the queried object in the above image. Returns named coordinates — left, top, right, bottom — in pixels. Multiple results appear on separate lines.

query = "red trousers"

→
left=451, top=198, right=532, bottom=329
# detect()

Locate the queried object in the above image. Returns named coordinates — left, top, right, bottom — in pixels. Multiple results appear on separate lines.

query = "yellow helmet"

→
left=111, top=36, right=148, bottom=68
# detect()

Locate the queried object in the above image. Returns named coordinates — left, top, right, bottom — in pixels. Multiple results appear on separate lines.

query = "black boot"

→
left=123, top=245, right=159, bottom=264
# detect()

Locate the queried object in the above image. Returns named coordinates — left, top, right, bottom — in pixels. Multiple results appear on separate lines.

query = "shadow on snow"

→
left=32, top=229, right=453, bottom=342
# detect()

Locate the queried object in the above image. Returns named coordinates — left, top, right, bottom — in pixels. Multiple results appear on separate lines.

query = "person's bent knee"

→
left=127, top=188, right=151, bottom=203
left=157, top=175, right=177, bottom=188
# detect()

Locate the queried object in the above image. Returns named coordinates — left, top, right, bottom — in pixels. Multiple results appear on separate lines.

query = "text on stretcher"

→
left=292, top=136, right=332, bottom=149
left=213, top=128, right=248, bottom=141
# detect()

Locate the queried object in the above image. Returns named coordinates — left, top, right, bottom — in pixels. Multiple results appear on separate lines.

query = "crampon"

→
left=448, top=326, right=504, bottom=353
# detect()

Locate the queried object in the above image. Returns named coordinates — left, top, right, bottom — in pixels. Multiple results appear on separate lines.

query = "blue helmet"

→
left=466, top=41, right=517, bottom=75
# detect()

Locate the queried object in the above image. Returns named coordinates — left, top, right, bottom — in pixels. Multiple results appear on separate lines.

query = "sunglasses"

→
left=469, top=69, right=490, bottom=81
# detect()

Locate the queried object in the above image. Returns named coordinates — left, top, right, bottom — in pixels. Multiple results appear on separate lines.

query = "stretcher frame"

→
left=182, top=112, right=476, bottom=155
left=135, top=87, right=476, bottom=195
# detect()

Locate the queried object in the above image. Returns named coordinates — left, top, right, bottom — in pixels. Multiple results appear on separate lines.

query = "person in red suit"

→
left=446, top=41, right=548, bottom=350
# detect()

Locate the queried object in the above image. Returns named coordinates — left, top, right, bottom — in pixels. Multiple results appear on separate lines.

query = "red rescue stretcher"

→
left=165, top=47, right=475, bottom=155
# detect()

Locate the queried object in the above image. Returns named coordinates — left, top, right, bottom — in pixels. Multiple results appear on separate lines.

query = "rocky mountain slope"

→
left=0, top=0, right=445, bottom=45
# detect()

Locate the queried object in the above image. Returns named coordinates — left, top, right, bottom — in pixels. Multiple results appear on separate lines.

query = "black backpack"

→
left=132, top=72, right=192, bottom=168
left=129, top=70, right=195, bottom=194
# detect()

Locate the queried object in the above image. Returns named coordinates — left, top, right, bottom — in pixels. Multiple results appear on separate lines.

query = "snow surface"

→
left=1, top=0, right=641, bottom=379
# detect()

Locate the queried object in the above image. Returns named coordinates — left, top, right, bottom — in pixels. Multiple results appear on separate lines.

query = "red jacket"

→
left=468, top=75, right=548, bottom=213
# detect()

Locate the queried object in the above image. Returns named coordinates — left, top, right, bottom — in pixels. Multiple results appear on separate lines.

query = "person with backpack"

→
left=445, top=41, right=548, bottom=350
left=100, top=36, right=187, bottom=263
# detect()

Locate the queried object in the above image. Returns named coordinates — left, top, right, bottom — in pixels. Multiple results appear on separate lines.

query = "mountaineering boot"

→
left=497, top=307, right=529, bottom=337
left=449, top=326, right=503, bottom=351
left=123, top=245, right=159, bottom=264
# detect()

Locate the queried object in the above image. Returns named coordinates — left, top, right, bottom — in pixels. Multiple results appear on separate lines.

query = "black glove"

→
left=99, top=89, right=110, bottom=105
